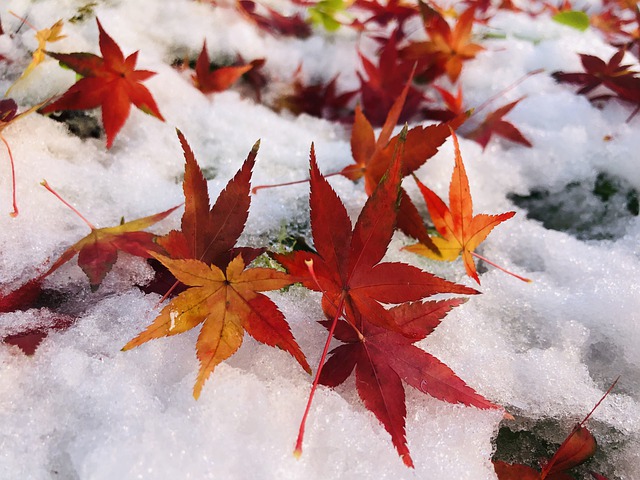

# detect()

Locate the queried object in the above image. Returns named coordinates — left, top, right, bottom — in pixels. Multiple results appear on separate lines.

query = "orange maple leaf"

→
left=404, top=129, right=529, bottom=284
left=123, top=253, right=309, bottom=399
left=6, top=17, right=66, bottom=95
left=41, top=18, right=164, bottom=148
left=401, top=4, right=484, bottom=82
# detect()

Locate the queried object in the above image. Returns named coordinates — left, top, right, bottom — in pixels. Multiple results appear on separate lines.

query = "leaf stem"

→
left=1, top=134, right=18, bottom=217
left=251, top=171, right=344, bottom=194
left=472, top=68, right=544, bottom=116
left=470, top=251, right=532, bottom=283
left=41, top=179, right=96, bottom=230
left=294, top=259, right=345, bottom=459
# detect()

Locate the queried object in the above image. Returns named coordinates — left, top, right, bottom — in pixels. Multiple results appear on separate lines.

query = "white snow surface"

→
left=1, top=0, right=639, bottom=479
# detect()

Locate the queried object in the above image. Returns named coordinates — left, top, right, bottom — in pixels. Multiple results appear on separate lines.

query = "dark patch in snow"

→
left=509, top=173, right=639, bottom=240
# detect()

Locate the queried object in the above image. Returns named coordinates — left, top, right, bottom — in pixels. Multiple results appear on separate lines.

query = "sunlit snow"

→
left=1, top=0, right=639, bottom=479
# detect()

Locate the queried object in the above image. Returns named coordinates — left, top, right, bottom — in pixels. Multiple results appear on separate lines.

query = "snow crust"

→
left=1, top=0, right=639, bottom=478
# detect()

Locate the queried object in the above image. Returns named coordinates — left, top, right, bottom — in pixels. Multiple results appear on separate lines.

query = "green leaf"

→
left=308, top=0, right=347, bottom=32
left=552, top=11, right=589, bottom=31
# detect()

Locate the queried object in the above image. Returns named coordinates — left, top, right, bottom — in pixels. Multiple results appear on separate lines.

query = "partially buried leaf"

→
left=466, top=98, right=532, bottom=149
left=493, top=461, right=540, bottom=480
left=237, top=0, right=311, bottom=37
left=41, top=202, right=179, bottom=291
left=192, top=40, right=255, bottom=94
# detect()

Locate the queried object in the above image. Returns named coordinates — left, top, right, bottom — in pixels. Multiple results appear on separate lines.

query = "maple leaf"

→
left=275, top=142, right=476, bottom=333
left=351, top=0, right=418, bottom=36
left=552, top=49, right=640, bottom=119
left=343, top=71, right=464, bottom=250
left=422, top=84, right=465, bottom=122
left=0, top=277, right=47, bottom=314
left=123, top=253, right=310, bottom=399
left=40, top=18, right=164, bottom=149
left=401, top=4, right=484, bottom=83
left=123, top=131, right=309, bottom=398
left=404, top=130, right=528, bottom=284
left=0, top=98, right=42, bottom=216
left=156, top=130, right=261, bottom=270
left=3, top=313, right=74, bottom=355
left=306, top=0, right=351, bottom=32
left=494, top=378, right=618, bottom=480
left=275, top=68, right=357, bottom=121
left=6, top=17, right=66, bottom=95
left=357, top=28, right=427, bottom=126
left=192, top=40, right=256, bottom=94
left=465, top=98, right=533, bottom=149
left=318, top=302, right=499, bottom=467
left=39, top=180, right=178, bottom=291
left=237, top=0, right=311, bottom=38
left=275, top=140, right=488, bottom=465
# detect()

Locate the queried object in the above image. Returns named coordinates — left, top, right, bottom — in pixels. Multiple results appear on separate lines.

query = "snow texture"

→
left=0, top=0, right=639, bottom=479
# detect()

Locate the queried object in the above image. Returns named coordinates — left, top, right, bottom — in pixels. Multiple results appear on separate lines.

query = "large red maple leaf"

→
left=41, top=18, right=164, bottom=148
left=274, top=137, right=483, bottom=465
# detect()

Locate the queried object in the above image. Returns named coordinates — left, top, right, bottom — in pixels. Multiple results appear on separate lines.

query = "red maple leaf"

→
left=343, top=72, right=465, bottom=250
left=124, top=131, right=310, bottom=398
left=41, top=18, right=164, bottom=149
left=465, top=98, right=533, bottom=149
left=276, top=69, right=357, bottom=121
left=552, top=49, right=640, bottom=119
left=357, top=29, right=427, bottom=126
left=274, top=137, right=482, bottom=465
left=494, top=378, right=618, bottom=480
left=351, top=0, right=418, bottom=37
left=237, top=0, right=311, bottom=38
left=0, top=181, right=178, bottom=315
left=422, top=84, right=465, bottom=122
left=156, top=130, right=262, bottom=271
left=277, top=141, right=475, bottom=332
left=318, top=303, right=498, bottom=467
left=192, top=40, right=257, bottom=94
left=40, top=180, right=179, bottom=291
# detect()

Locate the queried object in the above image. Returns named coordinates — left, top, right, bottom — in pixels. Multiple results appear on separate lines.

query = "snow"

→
left=1, top=0, right=639, bottom=479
